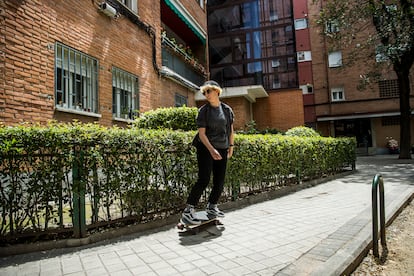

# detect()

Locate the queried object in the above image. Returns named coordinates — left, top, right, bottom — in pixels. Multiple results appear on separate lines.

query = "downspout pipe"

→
left=105, top=0, right=161, bottom=75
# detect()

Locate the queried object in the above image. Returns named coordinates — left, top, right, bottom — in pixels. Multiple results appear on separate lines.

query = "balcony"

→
left=161, top=33, right=206, bottom=87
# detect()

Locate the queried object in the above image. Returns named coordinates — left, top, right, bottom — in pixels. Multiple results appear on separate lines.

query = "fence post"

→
left=72, top=146, right=86, bottom=238
left=372, top=174, right=387, bottom=263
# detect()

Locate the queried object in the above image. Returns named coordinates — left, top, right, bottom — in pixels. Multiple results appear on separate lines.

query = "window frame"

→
left=328, top=51, right=342, bottom=67
left=112, top=66, right=139, bottom=120
left=297, top=51, right=312, bottom=62
left=331, top=87, right=345, bottom=102
left=175, top=94, right=188, bottom=107
left=54, top=42, right=99, bottom=115
left=326, top=20, right=340, bottom=33
left=119, top=0, right=137, bottom=13
left=294, top=18, right=308, bottom=30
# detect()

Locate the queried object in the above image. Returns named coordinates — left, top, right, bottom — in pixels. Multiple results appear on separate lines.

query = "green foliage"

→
left=238, top=120, right=282, bottom=135
left=133, top=106, right=198, bottom=131
left=0, top=122, right=355, bottom=243
left=285, top=126, right=321, bottom=137
left=313, top=0, right=413, bottom=158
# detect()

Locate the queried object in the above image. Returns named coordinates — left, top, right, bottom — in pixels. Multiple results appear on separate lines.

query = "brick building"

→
left=204, top=0, right=304, bottom=131
left=2, top=0, right=411, bottom=152
left=0, top=0, right=207, bottom=126
left=303, top=0, right=414, bottom=153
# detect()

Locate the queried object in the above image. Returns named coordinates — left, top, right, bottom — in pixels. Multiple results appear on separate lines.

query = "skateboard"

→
left=177, top=210, right=222, bottom=233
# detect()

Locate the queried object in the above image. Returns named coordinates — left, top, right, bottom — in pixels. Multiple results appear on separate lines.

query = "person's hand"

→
left=228, top=147, right=233, bottom=158
left=210, top=149, right=222, bottom=160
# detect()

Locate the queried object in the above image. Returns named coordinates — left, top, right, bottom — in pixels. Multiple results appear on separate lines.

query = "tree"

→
left=314, top=0, right=413, bottom=159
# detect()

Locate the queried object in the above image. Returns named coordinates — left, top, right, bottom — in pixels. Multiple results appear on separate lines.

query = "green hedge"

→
left=133, top=106, right=198, bottom=131
left=0, top=122, right=356, bottom=243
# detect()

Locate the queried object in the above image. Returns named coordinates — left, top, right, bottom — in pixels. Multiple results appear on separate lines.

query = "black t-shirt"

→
left=197, top=103, right=234, bottom=149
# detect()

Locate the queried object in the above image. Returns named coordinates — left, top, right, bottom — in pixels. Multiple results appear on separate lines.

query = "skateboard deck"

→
left=177, top=210, right=221, bottom=232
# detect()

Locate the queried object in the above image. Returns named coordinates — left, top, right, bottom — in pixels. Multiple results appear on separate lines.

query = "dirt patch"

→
left=351, top=200, right=414, bottom=275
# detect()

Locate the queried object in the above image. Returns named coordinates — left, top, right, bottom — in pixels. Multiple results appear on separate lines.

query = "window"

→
left=297, top=51, right=312, bottom=62
left=175, top=94, right=188, bottom=107
left=328, top=51, right=342, bottom=67
left=120, top=0, right=137, bottom=13
left=300, top=84, right=313, bottom=94
left=271, top=59, right=280, bottom=68
left=382, top=116, right=400, bottom=126
left=272, top=75, right=281, bottom=89
left=270, top=11, right=278, bottom=21
left=331, top=87, right=345, bottom=101
left=326, top=20, right=340, bottom=33
left=379, top=79, right=399, bottom=98
left=375, top=45, right=388, bottom=62
left=55, top=43, right=98, bottom=113
left=112, top=67, right=139, bottom=120
left=294, top=18, right=308, bottom=30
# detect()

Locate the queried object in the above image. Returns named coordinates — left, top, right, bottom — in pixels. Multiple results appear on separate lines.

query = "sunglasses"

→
left=202, top=89, right=214, bottom=96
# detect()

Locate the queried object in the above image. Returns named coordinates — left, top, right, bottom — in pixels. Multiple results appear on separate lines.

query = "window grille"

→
left=379, top=79, right=399, bottom=98
left=120, top=0, right=137, bottom=13
left=326, top=20, right=340, bottom=33
left=55, top=43, right=98, bottom=113
left=112, top=67, right=139, bottom=120
left=381, top=116, right=400, bottom=126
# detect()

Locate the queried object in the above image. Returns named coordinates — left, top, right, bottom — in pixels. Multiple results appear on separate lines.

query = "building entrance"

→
left=334, top=119, right=372, bottom=148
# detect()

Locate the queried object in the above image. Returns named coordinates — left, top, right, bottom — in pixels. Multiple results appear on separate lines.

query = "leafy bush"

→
left=285, top=126, right=321, bottom=137
left=133, top=106, right=198, bottom=131
left=0, top=122, right=355, bottom=244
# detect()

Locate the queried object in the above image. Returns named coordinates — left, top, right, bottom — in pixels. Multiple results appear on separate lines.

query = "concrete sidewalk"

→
left=1, top=155, right=413, bottom=276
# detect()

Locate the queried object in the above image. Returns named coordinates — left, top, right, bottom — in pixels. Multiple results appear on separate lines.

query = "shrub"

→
left=285, top=126, right=321, bottom=137
left=0, top=122, right=355, bottom=244
left=133, top=106, right=198, bottom=131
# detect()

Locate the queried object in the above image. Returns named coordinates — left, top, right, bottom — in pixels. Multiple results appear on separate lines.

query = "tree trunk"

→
left=396, top=69, right=412, bottom=159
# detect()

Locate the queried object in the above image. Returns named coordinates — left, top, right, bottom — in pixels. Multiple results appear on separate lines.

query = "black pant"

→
left=186, top=144, right=228, bottom=206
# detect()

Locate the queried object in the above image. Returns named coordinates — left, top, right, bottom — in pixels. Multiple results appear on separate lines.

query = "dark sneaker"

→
left=206, top=204, right=225, bottom=217
left=182, top=206, right=202, bottom=225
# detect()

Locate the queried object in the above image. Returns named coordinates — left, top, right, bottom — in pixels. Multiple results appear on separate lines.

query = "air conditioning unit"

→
left=100, top=2, right=118, bottom=18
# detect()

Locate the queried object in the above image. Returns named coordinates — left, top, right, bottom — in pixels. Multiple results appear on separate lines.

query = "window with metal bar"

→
left=112, top=67, right=139, bottom=120
left=55, top=43, right=98, bottom=113
left=379, top=79, right=399, bottom=98
left=119, top=0, right=137, bottom=13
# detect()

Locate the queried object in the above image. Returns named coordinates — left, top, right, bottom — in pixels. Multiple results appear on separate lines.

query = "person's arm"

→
left=198, top=127, right=223, bottom=160
left=228, top=123, right=234, bottom=158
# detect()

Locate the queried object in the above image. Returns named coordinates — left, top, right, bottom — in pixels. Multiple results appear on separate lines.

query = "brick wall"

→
left=253, top=89, right=304, bottom=131
left=0, top=0, right=204, bottom=126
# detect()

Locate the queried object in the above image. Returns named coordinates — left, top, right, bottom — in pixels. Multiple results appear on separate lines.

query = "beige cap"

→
left=200, top=80, right=223, bottom=95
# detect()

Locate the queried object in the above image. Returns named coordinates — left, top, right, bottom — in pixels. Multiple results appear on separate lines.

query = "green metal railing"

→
left=371, top=174, right=388, bottom=264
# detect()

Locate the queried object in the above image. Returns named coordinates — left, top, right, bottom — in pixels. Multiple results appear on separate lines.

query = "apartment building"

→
left=205, top=0, right=413, bottom=152
left=2, top=0, right=412, bottom=152
left=203, top=0, right=305, bottom=131
left=305, top=0, right=414, bottom=153
left=0, top=0, right=207, bottom=126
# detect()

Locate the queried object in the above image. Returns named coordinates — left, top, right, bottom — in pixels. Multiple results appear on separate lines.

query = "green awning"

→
left=164, top=0, right=206, bottom=44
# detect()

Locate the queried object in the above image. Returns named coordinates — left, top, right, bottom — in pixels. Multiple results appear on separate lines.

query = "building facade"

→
left=202, top=0, right=305, bottom=131
left=0, top=0, right=207, bottom=126
left=204, top=0, right=413, bottom=152
left=2, top=0, right=412, bottom=152
left=305, top=0, right=414, bottom=153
